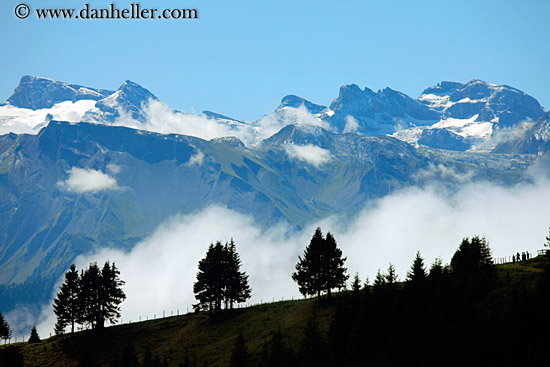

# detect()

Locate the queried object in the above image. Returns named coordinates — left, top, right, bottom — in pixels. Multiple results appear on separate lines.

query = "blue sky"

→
left=1, top=0, right=549, bottom=120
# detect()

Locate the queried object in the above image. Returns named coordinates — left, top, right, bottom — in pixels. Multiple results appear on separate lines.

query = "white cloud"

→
left=107, top=99, right=334, bottom=147
left=23, top=176, right=550, bottom=338
left=58, top=167, right=117, bottom=193
left=283, top=143, right=332, bottom=167
left=187, top=150, right=205, bottom=166
left=413, top=163, right=475, bottom=184
left=106, top=163, right=121, bottom=175
left=343, top=115, right=359, bottom=133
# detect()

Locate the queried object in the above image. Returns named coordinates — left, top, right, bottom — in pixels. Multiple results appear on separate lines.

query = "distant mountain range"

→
left=0, top=76, right=548, bottom=312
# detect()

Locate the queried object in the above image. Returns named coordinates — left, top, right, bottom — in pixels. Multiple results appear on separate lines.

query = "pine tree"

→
left=293, top=227, right=325, bottom=299
left=386, top=263, right=398, bottom=291
left=450, top=236, right=496, bottom=300
left=73, top=261, right=126, bottom=329
left=351, top=273, right=361, bottom=298
left=120, top=342, right=139, bottom=367
left=194, top=240, right=251, bottom=313
left=53, top=264, right=81, bottom=334
left=225, top=239, right=251, bottom=309
left=260, top=328, right=295, bottom=367
left=300, top=313, right=326, bottom=367
left=323, top=232, right=348, bottom=297
left=79, top=263, right=101, bottom=329
left=194, top=242, right=227, bottom=313
left=230, top=332, right=249, bottom=367
left=97, top=261, right=126, bottom=328
left=0, top=312, right=11, bottom=342
left=451, top=236, right=494, bottom=275
left=28, top=325, right=40, bottom=343
left=293, top=228, right=348, bottom=299
left=406, top=252, right=427, bottom=291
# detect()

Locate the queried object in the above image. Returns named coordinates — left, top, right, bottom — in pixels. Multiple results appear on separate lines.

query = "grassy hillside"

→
left=1, top=255, right=548, bottom=367
left=0, top=298, right=333, bottom=367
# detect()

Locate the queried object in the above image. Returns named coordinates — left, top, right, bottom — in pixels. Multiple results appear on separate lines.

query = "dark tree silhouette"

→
left=351, top=273, right=361, bottom=299
left=323, top=232, right=348, bottom=297
left=450, top=236, right=495, bottom=300
left=194, top=242, right=223, bottom=313
left=0, top=312, right=11, bottom=342
left=194, top=240, right=251, bottom=313
left=119, top=342, right=139, bottom=367
left=78, top=263, right=101, bottom=329
left=97, top=261, right=126, bottom=328
left=53, top=264, right=81, bottom=334
left=300, top=313, right=326, bottom=367
left=54, top=261, right=126, bottom=331
left=229, top=332, right=249, bottom=367
left=406, top=252, right=427, bottom=284
left=451, top=236, right=494, bottom=275
left=385, top=263, right=398, bottom=290
left=260, top=328, right=295, bottom=367
left=292, top=228, right=348, bottom=299
left=293, top=228, right=325, bottom=299
left=224, top=239, right=251, bottom=309
left=28, top=325, right=40, bottom=343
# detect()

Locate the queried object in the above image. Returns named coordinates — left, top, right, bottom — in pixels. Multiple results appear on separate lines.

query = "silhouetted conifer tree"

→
left=225, top=239, right=251, bottom=309
left=230, top=332, right=249, bottom=367
left=351, top=273, right=361, bottom=300
left=0, top=312, right=11, bottom=342
left=53, top=264, right=81, bottom=334
left=194, top=240, right=251, bottom=313
left=323, top=232, right=348, bottom=297
left=28, top=325, right=40, bottom=343
left=451, top=236, right=495, bottom=299
left=293, top=228, right=348, bottom=299
left=78, top=263, right=101, bottom=329
left=386, top=263, right=398, bottom=290
left=293, top=228, right=325, bottom=299
left=260, top=328, right=295, bottom=367
left=97, top=261, right=126, bottom=328
left=119, top=342, right=139, bottom=367
left=406, top=252, right=427, bottom=284
left=54, top=261, right=125, bottom=331
left=300, top=313, right=326, bottom=367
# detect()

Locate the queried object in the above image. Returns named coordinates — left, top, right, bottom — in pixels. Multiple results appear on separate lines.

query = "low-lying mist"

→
left=13, top=176, right=550, bottom=339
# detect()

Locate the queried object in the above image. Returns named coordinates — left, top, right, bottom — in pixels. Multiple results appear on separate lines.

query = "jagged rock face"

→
left=418, top=128, right=471, bottom=151
left=85, top=80, right=158, bottom=123
left=494, top=112, right=550, bottom=154
left=421, top=81, right=465, bottom=99
left=279, top=95, right=327, bottom=115
left=327, top=84, right=439, bottom=135
left=7, top=76, right=113, bottom=109
left=421, top=80, right=545, bottom=128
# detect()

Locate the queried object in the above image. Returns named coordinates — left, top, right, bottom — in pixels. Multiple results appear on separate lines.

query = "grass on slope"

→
left=0, top=298, right=333, bottom=367
left=1, top=255, right=547, bottom=367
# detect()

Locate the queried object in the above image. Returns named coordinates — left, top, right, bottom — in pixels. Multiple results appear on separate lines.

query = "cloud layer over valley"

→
left=25, top=175, right=550, bottom=338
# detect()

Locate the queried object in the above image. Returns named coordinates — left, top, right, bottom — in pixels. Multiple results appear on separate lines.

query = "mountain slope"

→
left=5, top=76, right=113, bottom=110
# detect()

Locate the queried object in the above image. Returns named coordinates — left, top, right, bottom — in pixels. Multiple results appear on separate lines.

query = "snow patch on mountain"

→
left=0, top=100, right=99, bottom=135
